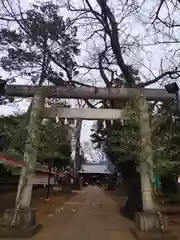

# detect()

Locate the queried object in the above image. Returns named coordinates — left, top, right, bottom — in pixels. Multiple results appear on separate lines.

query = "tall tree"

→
left=38, top=118, right=71, bottom=169
left=0, top=111, right=72, bottom=169
left=152, top=101, right=180, bottom=196
left=66, top=0, right=180, bottom=88
left=0, top=1, right=81, bottom=212
left=0, top=1, right=80, bottom=86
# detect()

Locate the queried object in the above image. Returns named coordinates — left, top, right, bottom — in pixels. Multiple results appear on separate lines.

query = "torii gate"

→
left=4, top=85, right=173, bottom=231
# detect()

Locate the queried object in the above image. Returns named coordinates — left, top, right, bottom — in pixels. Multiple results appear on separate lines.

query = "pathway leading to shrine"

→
left=32, top=186, right=135, bottom=240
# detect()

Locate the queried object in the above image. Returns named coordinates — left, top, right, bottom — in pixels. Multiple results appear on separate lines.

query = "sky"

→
left=0, top=0, right=179, bottom=157
left=0, top=0, right=93, bottom=144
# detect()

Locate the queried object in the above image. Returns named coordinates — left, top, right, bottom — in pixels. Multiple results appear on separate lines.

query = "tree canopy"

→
left=91, top=98, right=180, bottom=177
left=0, top=110, right=72, bottom=170
left=152, top=102, right=180, bottom=175
left=0, top=1, right=80, bottom=86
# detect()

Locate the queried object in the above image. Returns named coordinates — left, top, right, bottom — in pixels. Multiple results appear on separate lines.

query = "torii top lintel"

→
left=5, top=85, right=175, bottom=101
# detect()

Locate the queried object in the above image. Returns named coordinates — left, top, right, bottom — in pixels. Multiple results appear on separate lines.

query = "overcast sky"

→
left=0, top=0, right=179, bottom=150
left=0, top=0, right=93, bottom=143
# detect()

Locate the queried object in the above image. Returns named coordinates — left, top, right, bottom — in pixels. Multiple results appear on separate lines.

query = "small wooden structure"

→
left=0, top=155, right=65, bottom=186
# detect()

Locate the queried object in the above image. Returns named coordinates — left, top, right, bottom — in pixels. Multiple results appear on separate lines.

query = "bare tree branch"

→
left=138, top=69, right=180, bottom=87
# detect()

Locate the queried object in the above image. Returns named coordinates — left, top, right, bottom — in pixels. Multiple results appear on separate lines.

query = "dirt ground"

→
left=160, top=202, right=180, bottom=236
left=1, top=186, right=180, bottom=239
left=32, top=186, right=135, bottom=240
left=0, top=187, right=72, bottom=224
left=107, top=188, right=180, bottom=237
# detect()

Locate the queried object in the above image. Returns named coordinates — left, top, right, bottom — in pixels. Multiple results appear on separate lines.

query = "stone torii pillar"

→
left=138, top=94, right=156, bottom=213
left=15, top=90, right=45, bottom=209
left=135, top=94, right=167, bottom=232
left=0, top=89, right=45, bottom=237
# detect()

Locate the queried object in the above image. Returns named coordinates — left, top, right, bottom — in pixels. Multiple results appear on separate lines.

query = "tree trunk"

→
left=122, top=173, right=142, bottom=219
left=46, top=165, right=52, bottom=200
left=16, top=90, right=45, bottom=209
left=161, top=174, right=178, bottom=196
left=75, top=119, right=83, bottom=170
left=119, top=160, right=143, bottom=219
left=105, top=152, right=142, bottom=218
left=71, top=119, right=82, bottom=176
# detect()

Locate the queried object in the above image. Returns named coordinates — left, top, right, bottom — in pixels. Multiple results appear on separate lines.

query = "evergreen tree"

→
left=0, top=2, right=80, bottom=86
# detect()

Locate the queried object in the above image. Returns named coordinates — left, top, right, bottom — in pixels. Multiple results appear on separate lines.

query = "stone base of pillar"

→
left=0, top=208, right=42, bottom=238
left=135, top=212, right=168, bottom=232
left=132, top=229, right=177, bottom=240
left=131, top=212, right=178, bottom=240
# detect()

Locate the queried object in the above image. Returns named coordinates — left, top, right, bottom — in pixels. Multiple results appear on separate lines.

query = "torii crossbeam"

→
left=43, top=107, right=128, bottom=120
left=4, top=85, right=175, bottom=101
